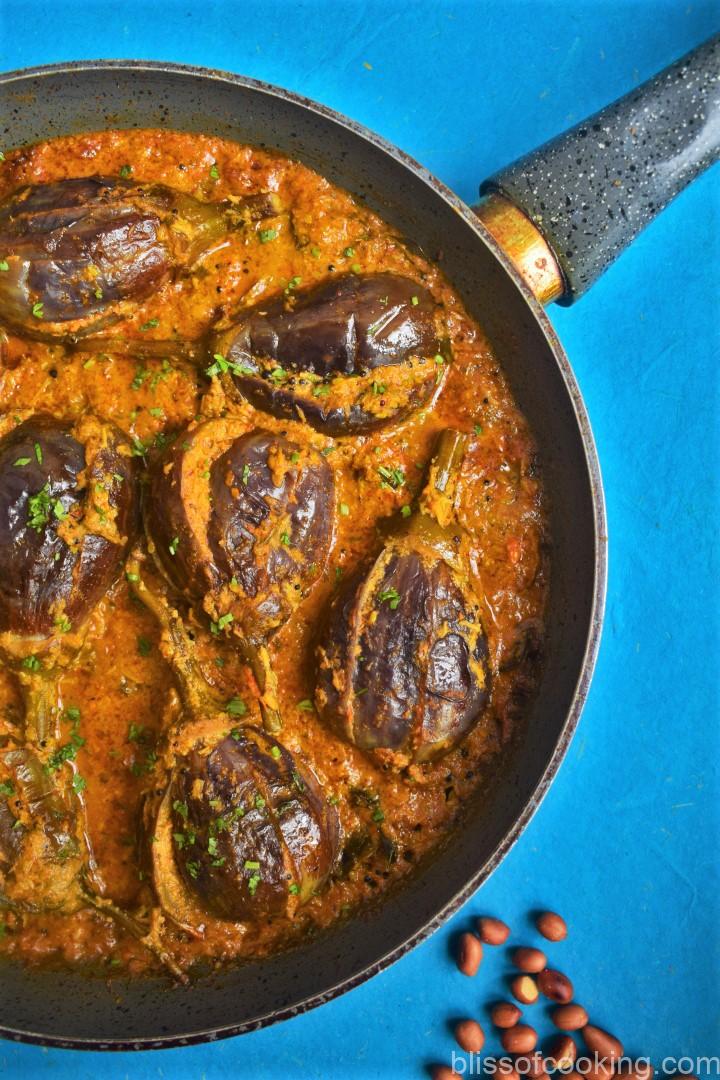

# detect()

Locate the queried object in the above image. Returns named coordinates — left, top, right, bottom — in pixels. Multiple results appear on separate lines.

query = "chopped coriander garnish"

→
left=372, top=807, right=385, bottom=822
left=339, top=502, right=350, bottom=516
left=401, top=504, right=412, bottom=517
left=126, top=571, right=140, bottom=583
left=378, top=465, right=405, bottom=489
left=0, top=780, right=14, bottom=797
left=241, top=463, right=251, bottom=485
left=343, top=246, right=355, bottom=257
left=34, top=442, right=43, bottom=464
left=209, top=162, right=220, bottom=180
left=310, top=245, right=321, bottom=258
left=284, top=275, right=301, bottom=293
left=0, top=260, right=8, bottom=272
left=270, top=746, right=281, bottom=760
left=411, top=295, right=419, bottom=305
left=211, top=612, right=234, bottom=634
left=137, top=636, right=152, bottom=658
left=52, top=498, right=68, bottom=521
left=72, top=773, right=87, bottom=794
left=372, top=382, right=387, bottom=395
left=168, top=536, right=180, bottom=556
left=351, top=263, right=361, bottom=273
left=54, top=614, right=72, bottom=633
left=22, top=654, right=42, bottom=671
left=288, top=883, right=300, bottom=895
left=225, top=697, right=247, bottom=717
left=254, top=795, right=266, bottom=810
left=27, top=484, right=51, bottom=532
left=127, top=723, right=145, bottom=742
left=186, top=860, right=200, bottom=879
left=269, top=367, right=287, bottom=382
left=280, top=532, right=290, bottom=546
left=173, top=799, right=189, bottom=820
left=378, top=586, right=401, bottom=610
left=259, top=228, right=278, bottom=243
left=290, top=451, right=300, bottom=464
left=244, top=860, right=260, bottom=870
left=119, top=164, right=132, bottom=178
left=474, top=423, right=483, bottom=435
left=139, top=318, right=159, bottom=332
left=32, top=301, right=44, bottom=319
left=247, top=872, right=261, bottom=896
left=13, top=457, right=30, bottom=467
left=297, top=699, right=314, bottom=712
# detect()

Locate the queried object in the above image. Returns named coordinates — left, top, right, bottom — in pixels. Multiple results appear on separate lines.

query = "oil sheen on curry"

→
left=0, top=131, right=546, bottom=978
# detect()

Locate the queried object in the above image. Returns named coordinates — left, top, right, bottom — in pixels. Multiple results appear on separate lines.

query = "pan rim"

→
left=0, top=58, right=607, bottom=1050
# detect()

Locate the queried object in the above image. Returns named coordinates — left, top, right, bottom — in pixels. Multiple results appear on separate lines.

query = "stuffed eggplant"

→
left=315, top=430, right=490, bottom=762
left=212, top=272, right=446, bottom=434
left=0, top=176, right=279, bottom=340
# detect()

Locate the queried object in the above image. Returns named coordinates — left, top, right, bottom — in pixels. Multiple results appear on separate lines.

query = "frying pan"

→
left=0, top=34, right=718, bottom=1048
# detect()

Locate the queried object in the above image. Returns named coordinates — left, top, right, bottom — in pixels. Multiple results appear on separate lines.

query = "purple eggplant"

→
left=0, top=414, right=136, bottom=639
left=213, top=272, right=445, bottom=434
left=0, top=176, right=278, bottom=339
left=145, top=421, right=335, bottom=731
left=315, top=430, right=490, bottom=762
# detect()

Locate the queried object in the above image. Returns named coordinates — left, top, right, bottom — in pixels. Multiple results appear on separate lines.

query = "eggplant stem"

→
left=237, top=637, right=283, bottom=734
left=81, top=885, right=188, bottom=983
left=127, top=551, right=220, bottom=720
left=416, top=428, right=468, bottom=531
left=17, top=673, right=56, bottom=745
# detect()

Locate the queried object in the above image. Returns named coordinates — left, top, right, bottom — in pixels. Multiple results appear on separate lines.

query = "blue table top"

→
left=1, top=2, right=718, bottom=1076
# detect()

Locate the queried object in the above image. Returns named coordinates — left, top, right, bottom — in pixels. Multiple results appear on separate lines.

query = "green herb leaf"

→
left=258, top=228, right=278, bottom=243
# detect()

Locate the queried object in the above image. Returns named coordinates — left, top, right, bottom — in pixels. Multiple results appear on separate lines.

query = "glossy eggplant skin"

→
left=169, top=727, right=340, bottom=920
left=147, top=424, right=334, bottom=638
left=214, top=273, right=443, bottom=434
left=0, top=415, right=137, bottom=639
left=0, top=177, right=276, bottom=338
left=316, top=543, right=489, bottom=763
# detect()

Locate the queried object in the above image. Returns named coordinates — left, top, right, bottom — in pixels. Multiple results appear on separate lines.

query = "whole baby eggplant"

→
left=0, top=176, right=278, bottom=339
left=146, top=421, right=335, bottom=732
left=0, top=414, right=137, bottom=640
left=213, top=272, right=445, bottom=434
left=127, top=554, right=341, bottom=930
left=315, top=430, right=490, bottom=762
left=165, top=727, right=340, bottom=921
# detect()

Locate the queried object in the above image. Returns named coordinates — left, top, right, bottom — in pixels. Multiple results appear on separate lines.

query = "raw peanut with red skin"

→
left=457, top=932, right=483, bottom=976
left=454, top=1019, right=485, bottom=1053
left=537, top=969, right=574, bottom=1003
left=478, top=916, right=510, bottom=945
left=582, top=1025, right=624, bottom=1059
left=501, top=1024, right=538, bottom=1054
left=511, top=974, right=539, bottom=1004
left=547, top=1035, right=577, bottom=1069
left=491, top=1001, right=522, bottom=1028
left=536, top=911, right=568, bottom=941
left=513, top=947, right=547, bottom=973
left=552, top=1004, right=589, bottom=1030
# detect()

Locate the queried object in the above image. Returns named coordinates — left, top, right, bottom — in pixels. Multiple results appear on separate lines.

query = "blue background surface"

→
left=1, top=1, right=718, bottom=1076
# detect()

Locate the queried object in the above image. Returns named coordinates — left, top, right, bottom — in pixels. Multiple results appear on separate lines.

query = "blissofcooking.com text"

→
left=449, top=1055, right=720, bottom=1075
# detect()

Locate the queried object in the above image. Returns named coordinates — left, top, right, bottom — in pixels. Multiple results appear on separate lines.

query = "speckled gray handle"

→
left=481, top=34, right=720, bottom=304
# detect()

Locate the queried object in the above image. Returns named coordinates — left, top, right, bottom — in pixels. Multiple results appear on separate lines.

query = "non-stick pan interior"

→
left=0, top=63, right=605, bottom=1047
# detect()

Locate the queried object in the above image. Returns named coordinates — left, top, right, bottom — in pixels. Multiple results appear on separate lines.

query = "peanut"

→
left=490, top=1001, right=522, bottom=1028
left=501, top=1023, right=538, bottom=1054
left=537, top=968, right=574, bottom=1003
left=477, top=916, right=511, bottom=945
left=512, top=947, right=547, bottom=973
left=457, top=932, right=482, bottom=976
left=454, top=1018, right=485, bottom=1053
left=536, top=911, right=568, bottom=941
left=511, top=974, right=539, bottom=1004
left=552, top=1004, right=589, bottom=1030
left=582, top=1024, right=624, bottom=1060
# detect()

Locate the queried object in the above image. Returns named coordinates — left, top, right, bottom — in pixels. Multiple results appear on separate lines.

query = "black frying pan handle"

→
left=480, top=34, right=720, bottom=305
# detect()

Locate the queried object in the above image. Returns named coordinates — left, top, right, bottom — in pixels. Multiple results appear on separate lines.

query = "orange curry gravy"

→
left=0, top=130, right=546, bottom=976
